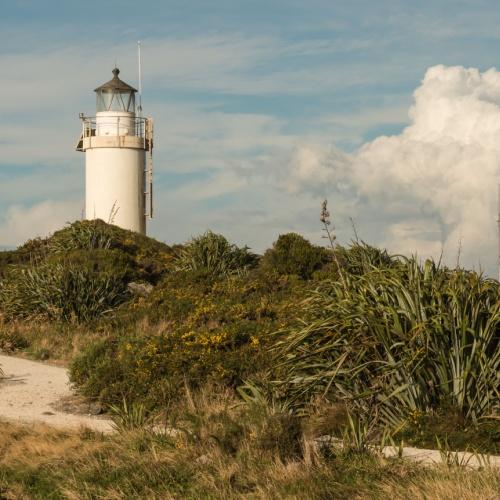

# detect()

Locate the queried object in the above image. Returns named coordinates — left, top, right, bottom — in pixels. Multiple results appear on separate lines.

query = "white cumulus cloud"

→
left=283, top=65, right=500, bottom=273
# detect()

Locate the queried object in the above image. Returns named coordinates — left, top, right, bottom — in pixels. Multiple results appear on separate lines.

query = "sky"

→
left=0, top=0, right=500, bottom=275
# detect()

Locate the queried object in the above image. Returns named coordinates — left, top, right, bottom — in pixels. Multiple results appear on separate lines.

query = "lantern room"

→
left=95, top=68, right=137, bottom=113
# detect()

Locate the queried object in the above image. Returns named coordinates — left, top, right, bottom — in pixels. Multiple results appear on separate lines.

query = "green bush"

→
left=0, top=252, right=18, bottom=279
left=272, top=254, right=500, bottom=429
left=47, top=220, right=176, bottom=283
left=0, top=250, right=131, bottom=322
left=0, top=241, right=47, bottom=278
left=70, top=269, right=307, bottom=407
left=175, top=231, right=258, bottom=278
left=260, top=233, right=331, bottom=279
left=70, top=327, right=270, bottom=407
left=0, top=220, right=179, bottom=322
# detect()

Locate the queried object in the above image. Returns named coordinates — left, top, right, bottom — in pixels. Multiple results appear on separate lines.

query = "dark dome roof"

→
left=94, top=68, right=137, bottom=93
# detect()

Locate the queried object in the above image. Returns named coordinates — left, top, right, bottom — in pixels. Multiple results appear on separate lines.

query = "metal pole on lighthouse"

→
left=137, top=41, right=143, bottom=118
left=76, top=65, right=154, bottom=235
left=497, top=184, right=500, bottom=281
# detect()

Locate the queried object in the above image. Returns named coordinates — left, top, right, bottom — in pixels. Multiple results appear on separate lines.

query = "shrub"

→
left=0, top=220, right=179, bottom=322
left=271, top=254, right=500, bottom=429
left=260, top=233, right=331, bottom=279
left=0, top=252, right=17, bottom=279
left=0, top=250, right=131, bottom=322
left=0, top=242, right=47, bottom=278
left=175, top=231, right=258, bottom=278
left=70, top=269, right=307, bottom=407
left=70, top=327, right=271, bottom=407
left=47, top=220, right=176, bottom=283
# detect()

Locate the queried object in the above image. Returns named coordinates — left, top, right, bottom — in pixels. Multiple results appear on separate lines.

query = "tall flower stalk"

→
left=320, top=199, right=347, bottom=291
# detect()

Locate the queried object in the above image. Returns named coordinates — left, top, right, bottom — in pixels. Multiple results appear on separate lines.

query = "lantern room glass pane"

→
left=96, top=90, right=135, bottom=112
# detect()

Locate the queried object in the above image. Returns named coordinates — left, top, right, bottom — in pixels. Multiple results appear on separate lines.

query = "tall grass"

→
left=272, top=250, right=499, bottom=431
left=48, top=219, right=113, bottom=252
left=0, top=394, right=499, bottom=499
left=0, top=259, right=129, bottom=322
left=175, top=230, right=258, bottom=277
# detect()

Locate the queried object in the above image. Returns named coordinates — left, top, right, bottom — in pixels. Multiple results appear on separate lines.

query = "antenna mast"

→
left=137, top=40, right=143, bottom=117
left=497, top=184, right=500, bottom=281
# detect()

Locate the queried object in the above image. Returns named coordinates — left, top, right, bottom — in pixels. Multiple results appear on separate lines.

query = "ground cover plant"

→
left=0, top=389, right=499, bottom=499
left=0, top=218, right=498, bottom=466
left=69, top=267, right=308, bottom=407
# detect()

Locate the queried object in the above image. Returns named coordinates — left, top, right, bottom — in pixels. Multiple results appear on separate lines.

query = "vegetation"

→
left=0, top=217, right=498, bottom=497
left=0, top=220, right=175, bottom=322
left=0, top=251, right=131, bottom=322
left=1, top=219, right=175, bottom=283
left=260, top=232, right=331, bottom=279
left=0, top=391, right=499, bottom=499
left=175, top=230, right=258, bottom=278
left=272, top=257, right=499, bottom=432
left=69, top=268, right=306, bottom=407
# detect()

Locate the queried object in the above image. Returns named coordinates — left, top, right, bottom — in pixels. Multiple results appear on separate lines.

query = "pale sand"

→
left=0, top=354, right=113, bottom=433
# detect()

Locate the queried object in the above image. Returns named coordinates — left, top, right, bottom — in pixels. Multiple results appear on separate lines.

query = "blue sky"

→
left=1, top=1, right=499, bottom=273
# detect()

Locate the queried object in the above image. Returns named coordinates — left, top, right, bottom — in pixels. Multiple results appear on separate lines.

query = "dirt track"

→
left=0, top=354, right=113, bottom=432
left=1, top=354, right=499, bottom=469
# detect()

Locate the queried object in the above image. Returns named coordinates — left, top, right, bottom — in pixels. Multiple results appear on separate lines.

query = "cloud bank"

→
left=282, top=65, right=500, bottom=272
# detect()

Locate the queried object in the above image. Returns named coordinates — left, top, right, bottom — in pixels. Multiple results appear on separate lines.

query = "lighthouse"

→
left=76, top=68, right=153, bottom=234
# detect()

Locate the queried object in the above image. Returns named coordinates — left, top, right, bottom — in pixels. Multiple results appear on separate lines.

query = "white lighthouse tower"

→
left=76, top=68, right=153, bottom=234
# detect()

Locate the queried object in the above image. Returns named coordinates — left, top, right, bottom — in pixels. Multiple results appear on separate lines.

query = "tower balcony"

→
left=76, top=114, right=153, bottom=152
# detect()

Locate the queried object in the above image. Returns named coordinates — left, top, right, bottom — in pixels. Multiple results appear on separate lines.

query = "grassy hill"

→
left=0, top=220, right=498, bottom=498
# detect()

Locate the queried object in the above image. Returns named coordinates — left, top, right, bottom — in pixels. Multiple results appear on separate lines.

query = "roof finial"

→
left=112, top=67, right=120, bottom=77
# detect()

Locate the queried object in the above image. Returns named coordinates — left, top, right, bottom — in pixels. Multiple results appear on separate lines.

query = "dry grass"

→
left=0, top=388, right=499, bottom=499
left=0, top=317, right=112, bottom=364
left=379, top=466, right=500, bottom=499
left=0, top=422, right=104, bottom=466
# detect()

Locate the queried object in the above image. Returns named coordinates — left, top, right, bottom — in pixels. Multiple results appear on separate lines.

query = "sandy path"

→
left=1, top=355, right=499, bottom=469
left=0, top=354, right=113, bottom=433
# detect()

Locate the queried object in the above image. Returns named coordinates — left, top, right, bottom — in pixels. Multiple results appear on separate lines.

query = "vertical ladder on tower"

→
left=145, top=148, right=153, bottom=218
left=144, top=118, right=154, bottom=218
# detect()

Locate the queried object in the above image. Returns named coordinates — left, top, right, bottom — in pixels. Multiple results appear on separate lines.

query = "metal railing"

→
left=79, top=115, right=152, bottom=140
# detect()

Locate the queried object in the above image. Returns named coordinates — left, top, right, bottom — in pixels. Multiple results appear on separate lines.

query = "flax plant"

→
left=109, top=398, right=153, bottom=432
left=48, top=220, right=112, bottom=252
left=175, top=230, right=257, bottom=278
left=272, top=251, right=499, bottom=430
left=0, top=261, right=128, bottom=322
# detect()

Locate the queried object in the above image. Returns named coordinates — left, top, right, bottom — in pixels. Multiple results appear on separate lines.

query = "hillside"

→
left=0, top=220, right=498, bottom=497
